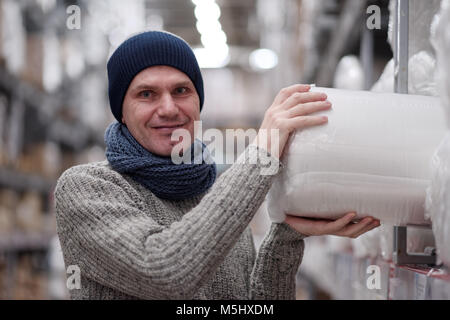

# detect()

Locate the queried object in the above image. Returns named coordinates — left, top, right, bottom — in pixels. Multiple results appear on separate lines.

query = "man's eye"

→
left=140, top=90, right=152, bottom=98
left=175, top=87, right=187, bottom=94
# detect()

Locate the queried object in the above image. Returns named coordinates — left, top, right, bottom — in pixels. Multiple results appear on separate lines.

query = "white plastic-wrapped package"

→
left=427, top=0, right=450, bottom=268
left=371, top=51, right=438, bottom=97
left=374, top=0, right=440, bottom=98
left=333, top=55, right=364, bottom=91
left=387, top=0, right=442, bottom=57
left=408, top=51, right=438, bottom=97
left=267, top=87, right=447, bottom=225
left=426, top=133, right=450, bottom=267
left=431, top=0, right=450, bottom=129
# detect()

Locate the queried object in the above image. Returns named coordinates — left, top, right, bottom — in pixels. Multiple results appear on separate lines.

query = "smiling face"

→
left=121, top=65, right=200, bottom=157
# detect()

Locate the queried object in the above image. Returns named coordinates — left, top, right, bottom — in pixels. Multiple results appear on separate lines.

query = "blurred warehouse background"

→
left=0, top=0, right=446, bottom=299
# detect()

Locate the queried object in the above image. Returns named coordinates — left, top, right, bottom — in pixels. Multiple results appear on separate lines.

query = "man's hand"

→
left=284, top=212, right=381, bottom=238
left=254, top=84, right=331, bottom=158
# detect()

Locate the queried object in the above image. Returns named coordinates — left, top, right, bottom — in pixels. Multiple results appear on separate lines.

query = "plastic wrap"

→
left=387, top=0, right=442, bottom=57
left=408, top=51, right=438, bottom=97
left=371, top=51, right=437, bottom=97
left=426, top=133, right=450, bottom=267
left=426, top=0, right=450, bottom=268
left=267, top=87, right=447, bottom=225
left=375, top=0, right=440, bottom=98
left=431, top=0, right=450, bottom=129
left=333, top=55, right=364, bottom=91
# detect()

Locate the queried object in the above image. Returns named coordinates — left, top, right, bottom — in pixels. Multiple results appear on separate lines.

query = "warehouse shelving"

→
left=0, top=0, right=105, bottom=299
left=0, top=232, right=53, bottom=252
left=0, top=67, right=104, bottom=151
left=0, top=168, right=53, bottom=195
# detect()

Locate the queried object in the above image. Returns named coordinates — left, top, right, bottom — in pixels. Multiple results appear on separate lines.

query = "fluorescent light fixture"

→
left=194, top=1, right=221, bottom=21
left=201, top=30, right=227, bottom=48
left=196, top=19, right=222, bottom=35
left=194, top=46, right=230, bottom=69
left=249, top=48, right=279, bottom=70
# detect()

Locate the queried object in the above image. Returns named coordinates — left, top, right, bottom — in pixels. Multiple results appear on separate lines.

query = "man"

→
left=55, top=31, right=380, bottom=300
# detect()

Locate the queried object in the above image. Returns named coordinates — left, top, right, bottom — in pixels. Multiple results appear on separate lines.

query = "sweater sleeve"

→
left=55, top=145, right=279, bottom=300
left=250, top=222, right=307, bottom=300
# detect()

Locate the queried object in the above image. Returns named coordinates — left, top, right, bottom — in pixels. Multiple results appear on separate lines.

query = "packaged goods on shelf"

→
left=371, top=51, right=437, bottom=96
left=0, top=189, right=19, bottom=211
left=427, top=133, right=450, bottom=267
left=427, top=0, right=450, bottom=269
left=15, top=191, right=43, bottom=233
left=267, top=87, right=447, bottom=225
left=387, top=0, right=441, bottom=58
left=0, top=94, right=6, bottom=166
left=0, top=206, right=14, bottom=235
left=0, top=0, right=3, bottom=66
left=0, top=0, right=25, bottom=75
left=431, top=0, right=450, bottom=129
left=408, top=51, right=438, bottom=97
left=80, top=73, right=108, bottom=130
left=373, top=0, right=440, bottom=97
left=333, top=55, right=364, bottom=91
left=17, top=142, right=62, bottom=179
left=4, top=99, right=24, bottom=165
left=12, top=255, right=48, bottom=300
left=20, top=34, right=45, bottom=90
left=20, top=31, right=62, bottom=92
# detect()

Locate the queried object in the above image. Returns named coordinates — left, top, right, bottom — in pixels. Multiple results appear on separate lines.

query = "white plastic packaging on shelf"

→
left=0, top=0, right=25, bottom=74
left=426, top=0, right=450, bottom=269
left=333, top=55, right=364, bottom=91
left=387, top=0, right=442, bottom=57
left=374, top=0, right=440, bottom=98
left=267, top=87, right=447, bottom=226
left=371, top=51, right=438, bottom=96
left=426, top=133, right=450, bottom=267
left=431, top=0, right=450, bottom=129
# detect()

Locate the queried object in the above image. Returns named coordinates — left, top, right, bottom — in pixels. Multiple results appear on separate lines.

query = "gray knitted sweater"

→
left=54, top=145, right=306, bottom=300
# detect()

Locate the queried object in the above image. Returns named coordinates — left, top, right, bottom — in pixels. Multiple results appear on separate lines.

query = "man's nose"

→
left=156, top=93, right=179, bottom=118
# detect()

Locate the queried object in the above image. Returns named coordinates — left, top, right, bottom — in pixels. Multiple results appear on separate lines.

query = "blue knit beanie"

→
left=107, top=31, right=204, bottom=123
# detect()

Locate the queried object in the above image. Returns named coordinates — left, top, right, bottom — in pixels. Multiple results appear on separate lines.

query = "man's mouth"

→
left=151, top=123, right=187, bottom=133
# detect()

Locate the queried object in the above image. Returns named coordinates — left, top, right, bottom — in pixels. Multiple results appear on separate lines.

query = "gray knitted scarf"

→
left=104, top=122, right=216, bottom=200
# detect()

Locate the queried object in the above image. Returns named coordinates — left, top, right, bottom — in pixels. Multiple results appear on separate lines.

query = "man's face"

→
left=122, top=65, right=200, bottom=157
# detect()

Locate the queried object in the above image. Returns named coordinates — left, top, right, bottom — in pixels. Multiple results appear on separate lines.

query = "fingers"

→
left=285, top=115, right=328, bottom=131
left=323, top=212, right=357, bottom=234
left=352, top=219, right=381, bottom=238
left=284, top=213, right=381, bottom=238
left=335, top=217, right=380, bottom=238
left=287, top=100, right=332, bottom=118
left=273, top=84, right=311, bottom=106
left=282, top=92, right=328, bottom=110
